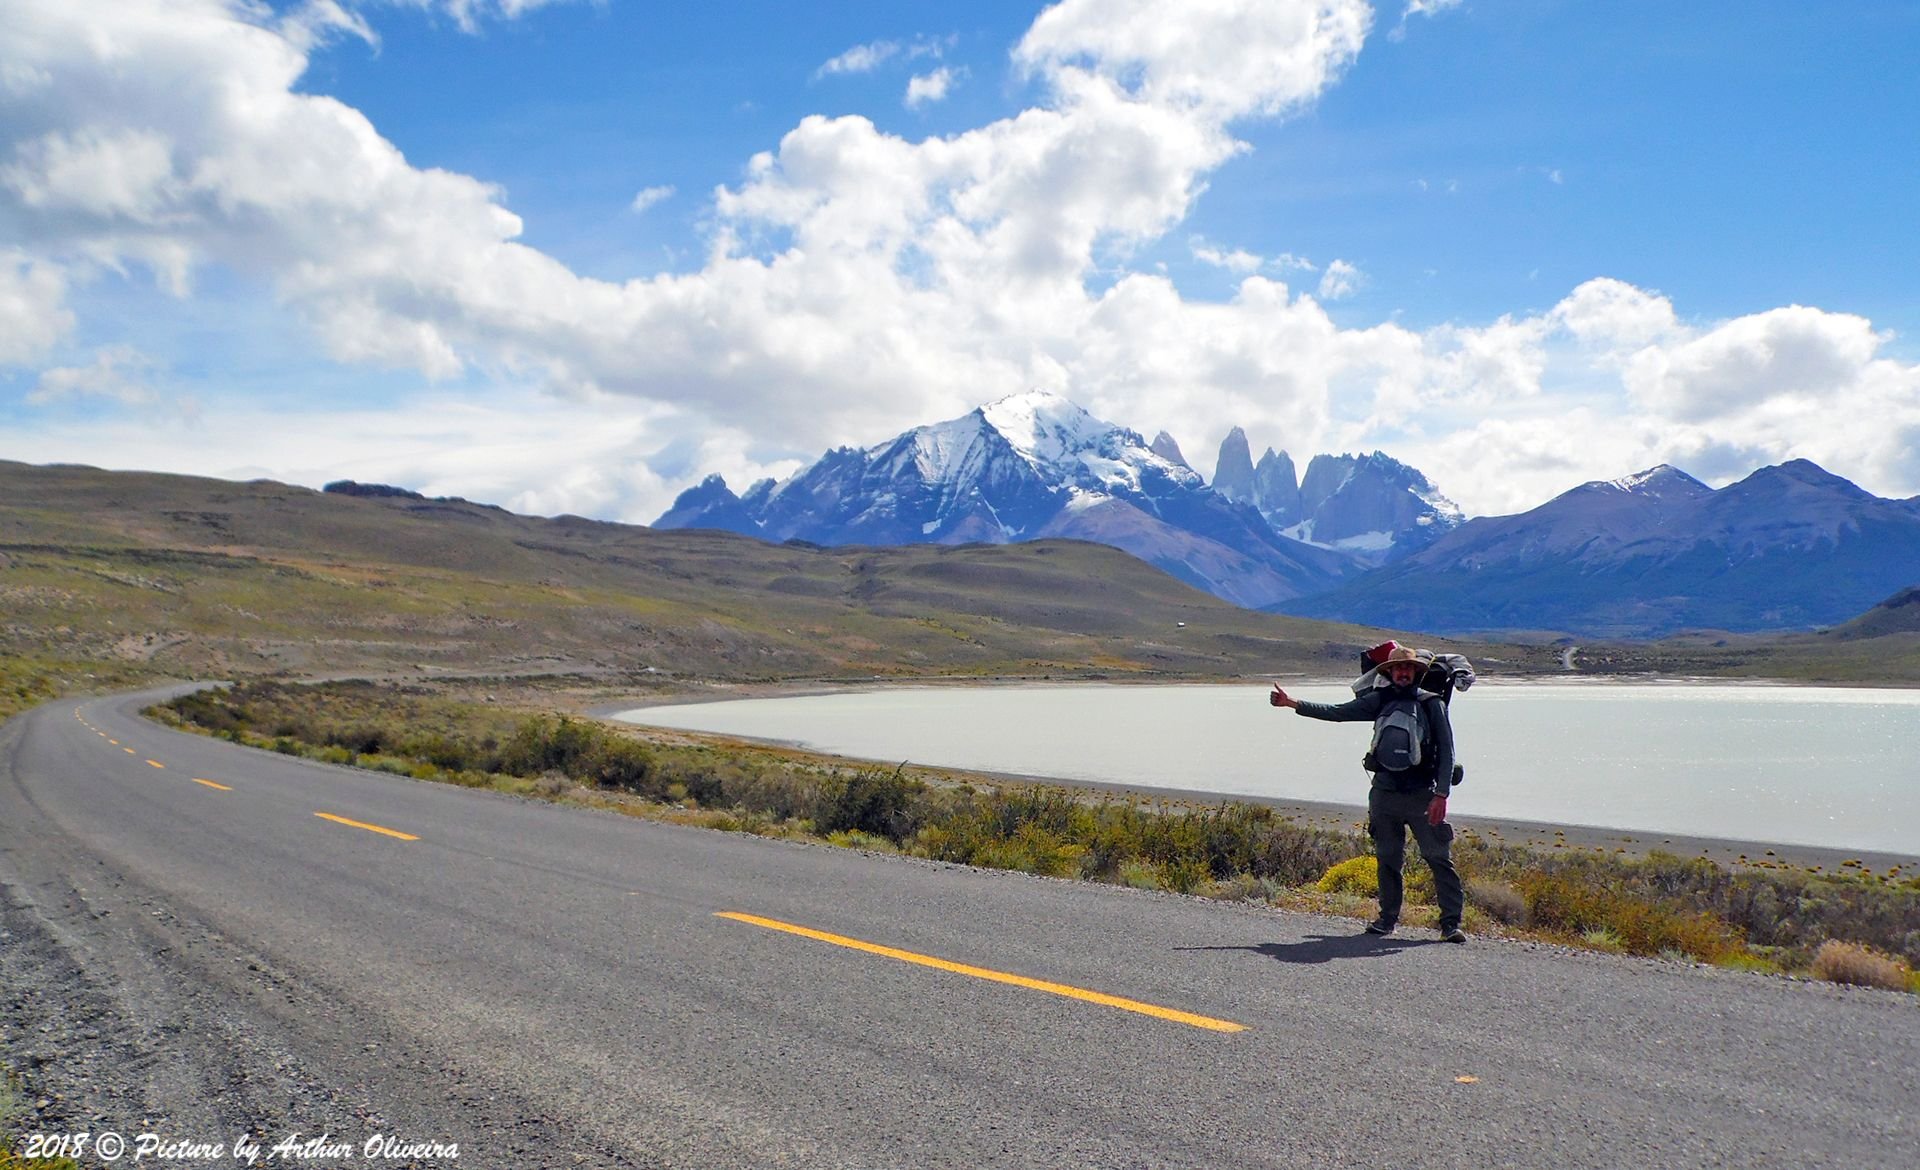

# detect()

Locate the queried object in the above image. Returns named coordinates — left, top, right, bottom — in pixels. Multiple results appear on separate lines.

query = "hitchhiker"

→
left=1269, top=646, right=1468, bottom=943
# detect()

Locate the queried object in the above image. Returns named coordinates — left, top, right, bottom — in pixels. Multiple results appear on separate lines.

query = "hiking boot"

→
left=1442, top=926, right=1468, bottom=944
left=1363, top=918, right=1395, bottom=936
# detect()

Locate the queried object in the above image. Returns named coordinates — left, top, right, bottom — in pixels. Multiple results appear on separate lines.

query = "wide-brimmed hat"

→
left=1378, top=646, right=1427, bottom=672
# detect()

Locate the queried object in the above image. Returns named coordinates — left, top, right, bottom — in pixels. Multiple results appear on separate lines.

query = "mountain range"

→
left=1277, top=461, right=1920, bottom=636
left=656, top=392, right=1458, bottom=609
left=658, top=393, right=1920, bottom=638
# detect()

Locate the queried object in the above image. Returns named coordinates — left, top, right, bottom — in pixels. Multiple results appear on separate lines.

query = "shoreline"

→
left=589, top=679, right=1920, bottom=876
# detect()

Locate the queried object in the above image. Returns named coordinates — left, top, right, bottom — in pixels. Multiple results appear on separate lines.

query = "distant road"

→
left=2, top=690, right=1915, bottom=1169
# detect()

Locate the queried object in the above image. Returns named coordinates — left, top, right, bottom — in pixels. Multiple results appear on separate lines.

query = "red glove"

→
left=1426, top=795, right=1448, bottom=826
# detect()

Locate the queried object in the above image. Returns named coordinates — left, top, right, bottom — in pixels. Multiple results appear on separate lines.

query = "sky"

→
left=3, top=0, right=1918, bottom=523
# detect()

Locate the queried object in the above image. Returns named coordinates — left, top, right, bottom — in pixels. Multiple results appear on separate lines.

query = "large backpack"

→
left=1367, top=695, right=1437, bottom=789
left=1355, top=642, right=1471, bottom=787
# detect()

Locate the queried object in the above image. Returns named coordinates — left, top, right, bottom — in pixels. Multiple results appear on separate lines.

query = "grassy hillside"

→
left=3, top=460, right=1546, bottom=684
left=6, top=460, right=1913, bottom=690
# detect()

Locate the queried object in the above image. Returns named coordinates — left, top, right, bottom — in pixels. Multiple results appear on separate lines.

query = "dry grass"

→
left=1466, top=877, right=1528, bottom=925
left=1811, top=940, right=1913, bottom=991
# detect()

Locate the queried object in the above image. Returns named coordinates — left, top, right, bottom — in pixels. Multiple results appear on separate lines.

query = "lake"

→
left=614, top=683, right=1920, bottom=855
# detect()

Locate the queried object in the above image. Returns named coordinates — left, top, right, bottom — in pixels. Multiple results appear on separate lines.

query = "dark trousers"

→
left=1368, top=786, right=1465, bottom=931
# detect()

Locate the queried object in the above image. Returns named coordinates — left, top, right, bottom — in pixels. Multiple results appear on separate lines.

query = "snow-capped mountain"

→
left=1287, top=452, right=1465, bottom=560
left=654, top=392, right=1354, bottom=607
left=1205, top=433, right=1461, bottom=563
left=1278, top=460, right=1920, bottom=635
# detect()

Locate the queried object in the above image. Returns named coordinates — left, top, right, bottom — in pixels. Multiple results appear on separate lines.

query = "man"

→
left=1269, top=646, right=1468, bottom=943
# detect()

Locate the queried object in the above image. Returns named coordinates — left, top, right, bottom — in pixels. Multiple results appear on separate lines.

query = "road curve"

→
left=1, top=689, right=1915, bottom=1169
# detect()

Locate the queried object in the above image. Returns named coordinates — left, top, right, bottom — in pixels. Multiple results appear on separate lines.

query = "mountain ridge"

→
left=658, top=392, right=1458, bottom=606
left=1278, top=459, right=1920, bottom=636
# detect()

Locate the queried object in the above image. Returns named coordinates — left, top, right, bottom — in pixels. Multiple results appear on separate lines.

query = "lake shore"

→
left=594, top=678, right=1920, bottom=877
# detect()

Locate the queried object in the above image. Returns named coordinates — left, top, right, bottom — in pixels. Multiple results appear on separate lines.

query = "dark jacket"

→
left=1294, top=685, right=1455, bottom=797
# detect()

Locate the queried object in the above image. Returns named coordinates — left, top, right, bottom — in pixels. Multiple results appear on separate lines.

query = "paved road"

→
left=2, top=689, right=1915, bottom=1169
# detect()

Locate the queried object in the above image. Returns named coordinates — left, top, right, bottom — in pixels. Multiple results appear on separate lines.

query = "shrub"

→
left=1318, top=856, right=1378, bottom=896
left=1160, top=857, right=1209, bottom=894
left=1517, top=872, right=1742, bottom=961
left=1811, top=940, right=1912, bottom=991
left=1315, top=854, right=1436, bottom=903
left=1467, top=877, right=1528, bottom=925
left=824, top=829, right=897, bottom=852
left=1117, top=860, right=1162, bottom=890
left=813, top=766, right=923, bottom=844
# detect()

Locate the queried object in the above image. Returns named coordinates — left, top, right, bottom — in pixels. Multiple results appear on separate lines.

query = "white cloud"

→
left=1390, top=0, right=1464, bottom=42
left=1623, top=305, right=1886, bottom=423
left=0, top=249, right=73, bottom=364
left=905, top=67, right=958, bottom=108
left=1015, top=0, right=1371, bottom=121
left=3, top=0, right=1917, bottom=530
left=1191, top=238, right=1264, bottom=274
left=27, top=344, right=157, bottom=405
left=629, top=185, right=674, bottom=214
left=817, top=40, right=901, bottom=77
left=1316, top=258, right=1361, bottom=300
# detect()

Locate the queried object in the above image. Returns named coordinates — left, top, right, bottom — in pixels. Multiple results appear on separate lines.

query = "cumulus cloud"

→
left=1191, top=238, right=1264, bottom=274
left=1349, top=283, right=1920, bottom=516
left=905, top=67, right=958, bottom=108
left=1015, top=0, right=1371, bottom=121
left=1316, top=258, right=1361, bottom=300
left=3, top=0, right=1916, bottom=528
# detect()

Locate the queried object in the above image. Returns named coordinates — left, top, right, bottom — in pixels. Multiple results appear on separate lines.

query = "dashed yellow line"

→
left=715, top=911, right=1246, bottom=1033
left=192, top=778, right=232, bottom=792
left=146, top=759, right=165, bottom=769
left=313, top=812, right=419, bottom=841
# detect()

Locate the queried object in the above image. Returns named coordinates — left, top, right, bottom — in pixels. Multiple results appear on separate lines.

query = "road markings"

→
left=715, top=911, right=1246, bottom=1034
left=193, top=778, right=232, bottom=792
left=123, top=747, right=137, bottom=755
left=146, top=759, right=165, bottom=769
left=314, top=812, right=419, bottom=841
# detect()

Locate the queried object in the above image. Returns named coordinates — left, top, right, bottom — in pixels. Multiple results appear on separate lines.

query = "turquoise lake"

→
left=615, top=683, right=1920, bottom=855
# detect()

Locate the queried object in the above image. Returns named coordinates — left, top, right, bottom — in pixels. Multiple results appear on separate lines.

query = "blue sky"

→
left=4, top=0, right=1918, bottom=521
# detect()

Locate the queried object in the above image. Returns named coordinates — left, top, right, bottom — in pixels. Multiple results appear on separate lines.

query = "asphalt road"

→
left=2, top=689, right=1916, bottom=1169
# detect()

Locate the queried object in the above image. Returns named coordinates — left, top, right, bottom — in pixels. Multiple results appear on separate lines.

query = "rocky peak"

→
left=1211, top=427, right=1255, bottom=503
left=1149, top=431, right=1191, bottom=470
left=1252, top=448, right=1301, bottom=527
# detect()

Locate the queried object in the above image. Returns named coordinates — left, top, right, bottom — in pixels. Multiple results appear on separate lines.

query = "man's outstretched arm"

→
left=1270, top=684, right=1382, bottom=722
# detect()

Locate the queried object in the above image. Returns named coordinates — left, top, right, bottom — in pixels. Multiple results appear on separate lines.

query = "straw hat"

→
left=1379, top=646, right=1427, bottom=672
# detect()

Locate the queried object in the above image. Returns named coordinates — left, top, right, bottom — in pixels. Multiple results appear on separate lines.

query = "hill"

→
left=1, top=459, right=1509, bottom=683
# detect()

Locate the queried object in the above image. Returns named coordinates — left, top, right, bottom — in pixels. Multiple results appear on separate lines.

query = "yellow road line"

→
left=193, top=778, right=232, bottom=791
left=715, top=911, right=1245, bottom=1033
left=123, top=747, right=136, bottom=755
left=313, top=812, right=419, bottom=841
left=146, top=759, right=165, bottom=769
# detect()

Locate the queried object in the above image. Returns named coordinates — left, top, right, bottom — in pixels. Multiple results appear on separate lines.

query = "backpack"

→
left=1353, top=643, right=1472, bottom=788
left=1367, top=696, right=1433, bottom=779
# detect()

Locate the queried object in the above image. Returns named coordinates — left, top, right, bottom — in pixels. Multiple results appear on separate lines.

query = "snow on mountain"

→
left=1290, top=451, right=1463, bottom=563
left=1278, top=460, right=1920, bottom=636
left=1252, top=448, right=1301, bottom=527
left=653, top=392, right=1351, bottom=607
